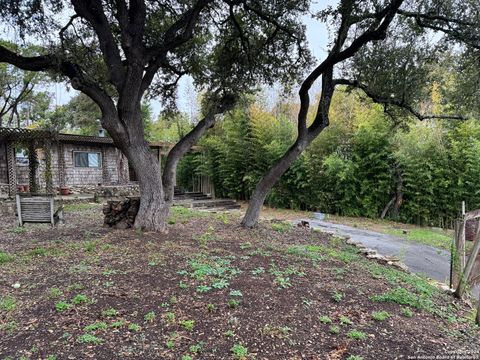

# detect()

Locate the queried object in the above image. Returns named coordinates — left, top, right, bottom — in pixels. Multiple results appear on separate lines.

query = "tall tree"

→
left=241, top=0, right=478, bottom=227
left=0, top=0, right=310, bottom=231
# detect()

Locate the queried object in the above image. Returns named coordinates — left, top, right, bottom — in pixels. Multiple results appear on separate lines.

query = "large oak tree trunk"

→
left=124, top=143, right=170, bottom=232
left=241, top=139, right=308, bottom=228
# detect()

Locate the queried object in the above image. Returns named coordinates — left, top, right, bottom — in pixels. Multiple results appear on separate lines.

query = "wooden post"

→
left=476, top=293, right=480, bottom=325
left=44, top=140, right=54, bottom=194
left=58, top=142, right=65, bottom=187
left=451, top=219, right=466, bottom=289
left=455, top=224, right=480, bottom=298
left=28, top=142, right=38, bottom=193
left=15, top=194, right=22, bottom=226
left=6, top=142, right=17, bottom=197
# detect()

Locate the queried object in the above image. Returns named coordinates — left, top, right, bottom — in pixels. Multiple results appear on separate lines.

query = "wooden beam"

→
left=6, top=142, right=17, bottom=197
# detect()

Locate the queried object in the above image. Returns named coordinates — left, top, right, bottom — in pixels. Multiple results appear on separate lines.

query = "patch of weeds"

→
left=0, top=321, right=17, bottom=334
left=11, top=226, right=26, bottom=235
left=77, top=334, right=103, bottom=344
left=228, top=299, right=241, bottom=309
left=128, top=323, right=141, bottom=332
left=302, top=298, right=313, bottom=307
left=196, top=285, right=212, bottom=293
left=0, top=296, right=16, bottom=312
left=28, top=247, right=48, bottom=257
left=71, top=294, right=92, bottom=305
left=144, top=311, right=156, bottom=322
left=84, top=321, right=108, bottom=332
left=224, top=330, right=235, bottom=337
left=103, top=281, right=115, bottom=288
left=179, top=281, right=188, bottom=289
left=212, top=278, right=229, bottom=289
left=372, top=311, right=390, bottom=321
left=319, top=316, right=332, bottom=324
left=261, top=325, right=292, bottom=338
left=207, top=303, right=215, bottom=312
left=165, top=312, right=176, bottom=322
left=189, top=342, right=204, bottom=354
left=240, top=242, right=253, bottom=250
left=371, top=287, right=433, bottom=311
left=48, top=287, right=63, bottom=298
left=231, top=343, right=249, bottom=359
left=340, top=316, right=353, bottom=326
left=401, top=308, right=414, bottom=317
left=84, top=240, right=98, bottom=252
left=347, top=330, right=368, bottom=340
left=329, top=325, right=340, bottom=334
left=165, top=332, right=177, bottom=349
left=229, top=290, right=243, bottom=297
left=271, top=221, right=293, bottom=233
left=179, top=319, right=195, bottom=331
left=347, top=356, right=364, bottom=360
left=102, top=268, right=118, bottom=276
left=332, top=291, right=344, bottom=303
left=102, top=308, right=119, bottom=317
left=331, top=267, right=346, bottom=277
left=67, top=283, right=85, bottom=291
left=195, top=225, right=217, bottom=247
left=111, top=320, right=126, bottom=328
left=69, top=263, right=90, bottom=274
left=55, top=301, right=71, bottom=312
left=181, top=356, right=193, bottom=360
left=169, top=296, right=177, bottom=304
left=251, top=267, right=265, bottom=276
left=0, top=251, right=15, bottom=265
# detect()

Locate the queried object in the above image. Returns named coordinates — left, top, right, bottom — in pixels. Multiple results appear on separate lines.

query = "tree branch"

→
left=334, top=78, right=468, bottom=121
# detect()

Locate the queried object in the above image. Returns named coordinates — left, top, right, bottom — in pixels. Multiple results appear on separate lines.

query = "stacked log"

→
left=103, top=197, right=140, bottom=229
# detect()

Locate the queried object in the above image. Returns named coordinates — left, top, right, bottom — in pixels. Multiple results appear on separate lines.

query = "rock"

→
left=103, top=197, right=140, bottom=229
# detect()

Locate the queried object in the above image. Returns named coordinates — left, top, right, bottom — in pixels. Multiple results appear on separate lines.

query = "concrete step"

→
left=192, top=199, right=238, bottom=208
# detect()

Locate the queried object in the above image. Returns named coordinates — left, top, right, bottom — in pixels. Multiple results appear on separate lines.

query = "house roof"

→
left=0, top=127, right=174, bottom=150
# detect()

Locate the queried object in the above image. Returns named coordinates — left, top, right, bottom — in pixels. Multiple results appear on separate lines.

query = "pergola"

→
left=0, top=127, right=57, bottom=196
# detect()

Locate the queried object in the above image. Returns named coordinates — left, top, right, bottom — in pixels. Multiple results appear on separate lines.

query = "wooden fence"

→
left=451, top=202, right=480, bottom=324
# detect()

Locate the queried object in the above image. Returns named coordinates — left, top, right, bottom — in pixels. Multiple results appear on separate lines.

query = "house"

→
left=0, top=127, right=171, bottom=198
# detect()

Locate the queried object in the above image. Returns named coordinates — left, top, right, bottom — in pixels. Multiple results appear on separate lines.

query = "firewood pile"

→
left=103, top=197, right=140, bottom=229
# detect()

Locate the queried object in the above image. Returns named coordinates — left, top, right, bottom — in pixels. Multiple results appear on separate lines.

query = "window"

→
left=16, top=148, right=29, bottom=166
left=74, top=151, right=101, bottom=168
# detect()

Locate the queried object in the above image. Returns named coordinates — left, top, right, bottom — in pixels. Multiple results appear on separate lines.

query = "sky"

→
left=5, top=0, right=336, bottom=119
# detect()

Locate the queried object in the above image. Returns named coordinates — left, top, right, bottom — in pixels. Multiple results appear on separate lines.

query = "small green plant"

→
left=77, top=334, right=103, bottom=344
left=179, top=281, right=188, bottom=289
left=271, top=221, right=292, bottom=233
left=55, top=301, right=71, bottom=312
left=84, top=240, right=98, bottom=252
left=84, top=321, right=108, bottom=332
left=144, top=311, right=156, bottom=322
left=196, top=285, right=212, bottom=293
left=165, top=332, right=177, bottom=349
left=372, top=311, right=390, bottom=321
left=347, top=356, right=364, bottom=360
left=228, top=299, right=241, bottom=309
left=401, top=308, right=414, bottom=317
left=181, top=356, right=193, bottom=360
left=179, top=319, right=195, bottom=331
left=224, top=330, right=235, bottom=337
left=48, top=287, right=63, bottom=298
left=110, top=320, right=126, bottom=328
left=102, top=308, right=119, bottom=317
left=207, top=303, right=215, bottom=312
left=0, top=251, right=15, bottom=265
left=229, top=290, right=243, bottom=297
left=165, top=312, right=176, bottom=322
left=251, top=267, right=265, bottom=276
left=347, top=330, right=368, bottom=340
left=339, top=316, right=353, bottom=326
left=275, top=276, right=292, bottom=289
left=319, top=316, right=332, bottom=324
left=189, top=342, right=204, bottom=353
left=231, top=343, right=249, bottom=359
left=0, top=297, right=16, bottom=312
left=71, top=294, right=90, bottom=305
left=11, top=226, right=27, bottom=235
left=329, top=325, right=340, bottom=334
left=332, top=291, right=343, bottom=303
left=28, top=247, right=48, bottom=257
left=128, top=323, right=141, bottom=332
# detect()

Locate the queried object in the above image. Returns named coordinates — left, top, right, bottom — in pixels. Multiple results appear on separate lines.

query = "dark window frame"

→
left=73, top=151, right=102, bottom=168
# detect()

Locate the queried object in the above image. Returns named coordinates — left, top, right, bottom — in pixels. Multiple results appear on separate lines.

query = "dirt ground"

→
left=0, top=204, right=479, bottom=360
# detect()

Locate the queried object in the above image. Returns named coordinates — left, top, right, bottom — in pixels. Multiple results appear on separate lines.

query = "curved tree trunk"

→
left=241, top=139, right=308, bottom=228
left=125, top=143, right=170, bottom=232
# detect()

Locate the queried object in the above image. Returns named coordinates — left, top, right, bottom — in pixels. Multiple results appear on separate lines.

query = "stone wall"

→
left=94, top=184, right=140, bottom=199
left=0, top=183, right=9, bottom=197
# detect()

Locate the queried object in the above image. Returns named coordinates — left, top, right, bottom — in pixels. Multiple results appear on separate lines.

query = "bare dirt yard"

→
left=0, top=203, right=479, bottom=360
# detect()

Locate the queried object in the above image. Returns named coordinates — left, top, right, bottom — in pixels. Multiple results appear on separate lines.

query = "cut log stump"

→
left=103, top=197, right=140, bottom=229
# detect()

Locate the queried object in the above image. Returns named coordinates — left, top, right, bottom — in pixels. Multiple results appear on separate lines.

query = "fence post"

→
left=451, top=219, right=466, bottom=289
